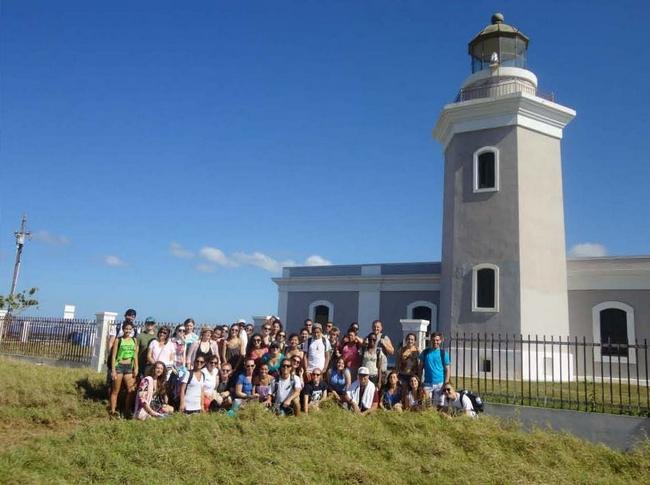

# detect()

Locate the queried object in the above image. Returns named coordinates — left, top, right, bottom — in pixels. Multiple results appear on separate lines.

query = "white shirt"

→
left=347, top=379, right=376, bottom=411
left=443, top=393, right=476, bottom=416
left=149, top=340, right=175, bottom=366
left=273, top=375, right=302, bottom=405
left=182, top=371, right=204, bottom=411
left=306, top=337, right=332, bottom=372
left=202, top=367, right=220, bottom=394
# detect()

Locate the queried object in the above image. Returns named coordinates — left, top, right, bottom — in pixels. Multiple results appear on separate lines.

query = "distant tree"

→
left=0, top=288, right=39, bottom=313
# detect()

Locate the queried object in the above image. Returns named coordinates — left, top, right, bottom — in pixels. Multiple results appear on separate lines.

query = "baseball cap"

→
left=358, top=367, right=370, bottom=376
left=125, top=308, right=136, bottom=317
left=145, top=317, right=156, bottom=325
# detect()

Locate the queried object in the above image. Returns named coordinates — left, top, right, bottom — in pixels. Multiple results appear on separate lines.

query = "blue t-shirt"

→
left=236, top=373, right=254, bottom=395
left=419, top=348, right=451, bottom=385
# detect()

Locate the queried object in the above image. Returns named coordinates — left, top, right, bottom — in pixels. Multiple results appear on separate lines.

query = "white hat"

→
left=358, top=367, right=370, bottom=376
left=237, top=319, right=247, bottom=324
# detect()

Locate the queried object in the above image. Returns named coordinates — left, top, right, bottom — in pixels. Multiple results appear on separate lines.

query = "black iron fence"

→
left=445, top=334, right=650, bottom=416
left=0, top=315, right=98, bottom=364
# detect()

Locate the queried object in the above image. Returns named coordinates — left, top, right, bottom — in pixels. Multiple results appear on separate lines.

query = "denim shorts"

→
left=115, top=362, right=133, bottom=374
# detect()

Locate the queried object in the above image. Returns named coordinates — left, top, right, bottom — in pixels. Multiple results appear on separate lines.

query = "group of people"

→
left=107, top=309, right=477, bottom=420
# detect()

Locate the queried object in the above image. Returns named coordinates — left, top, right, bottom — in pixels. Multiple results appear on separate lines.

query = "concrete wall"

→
left=440, top=126, right=522, bottom=336
left=569, top=289, right=650, bottom=342
left=485, top=403, right=650, bottom=451
left=285, top=291, right=359, bottom=334
left=379, top=291, right=440, bottom=346
left=517, top=127, right=570, bottom=337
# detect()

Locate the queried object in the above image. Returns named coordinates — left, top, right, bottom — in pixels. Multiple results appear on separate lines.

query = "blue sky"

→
left=1, top=1, right=648, bottom=322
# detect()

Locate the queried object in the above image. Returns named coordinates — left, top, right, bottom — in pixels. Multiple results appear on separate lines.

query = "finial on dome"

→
left=491, top=13, right=504, bottom=24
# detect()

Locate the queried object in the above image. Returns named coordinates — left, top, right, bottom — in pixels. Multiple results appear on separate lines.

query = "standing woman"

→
left=276, top=331, right=287, bottom=353
left=402, top=375, right=427, bottom=412
left=134, top=361, right=174, bottom=420
left=184, top=318, right=199, bottom=352
left=398, top=333, right=420, bottom=386
left=179, top=356, right=206, bottom=414
left=187, top=327, right=220, bottom=369
left=380, top=370, right=403, bottom=412
left=284, top=334, right=304, bottom=362
left=222, top=323, right=245, bottom=372
left=246, top=333, right=268, bottom=367
left=147, top=326, right=175, bottom=375
left=109, top=321, right=139, bottom=418
left=261, top=342, right=284, bottom=378
left=340, top=329, right=362, bottom=378
left=271, top=319, right=283, bottom=342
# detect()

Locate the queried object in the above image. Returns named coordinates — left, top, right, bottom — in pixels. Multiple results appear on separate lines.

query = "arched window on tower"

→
left=472, top=264, right=499, bottom=312
left=592, top=302, right=636, bottom=363
left=473, top=147, right=499, bottom=193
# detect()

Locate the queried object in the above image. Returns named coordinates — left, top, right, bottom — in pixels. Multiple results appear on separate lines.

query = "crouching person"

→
left=134, top=361, right=174, bottom=420
left=268, top=358, right=302, bottom=416
left=301, top=367, right=327, bottom=414
left=440, top=384, right=477, bottom=418
left=346, top=367, right=377, bottom=415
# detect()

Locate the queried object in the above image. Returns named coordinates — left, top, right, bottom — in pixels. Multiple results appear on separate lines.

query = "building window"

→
left=308, top=300, right=335, bottom=326
left=406, top=301, right=438, bottom=332
left=473, top=147, right=499, bottom=193
left=472, top=264, right=499, bottom=312
left=592, top=301, right=636, bottom=362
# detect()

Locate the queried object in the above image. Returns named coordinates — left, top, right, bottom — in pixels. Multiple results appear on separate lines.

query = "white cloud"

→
left=568, top=243, right=607, bottom=258
left=170, top=242, right=194, bottom=259
left=233, top=251, right=295, bottom=273
left=195, top=263, right=216, bottom=273
left=104, top=255, right=127, bottom=267
left=32, top=230, right=70, bottom=246
left=304, top=254, right=332, bottom=266
left=199, top=246, right=238, bottom=267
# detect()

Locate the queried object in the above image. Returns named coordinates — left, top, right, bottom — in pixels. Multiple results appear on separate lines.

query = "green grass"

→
left=0, top=357, right=649, bottom=484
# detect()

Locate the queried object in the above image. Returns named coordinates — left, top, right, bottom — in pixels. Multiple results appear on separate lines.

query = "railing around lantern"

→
left=455, top=79, right=555, bottom=103
left=0, top=315, right=98, bottom=364
left=443, top=333, right=649, bottom=416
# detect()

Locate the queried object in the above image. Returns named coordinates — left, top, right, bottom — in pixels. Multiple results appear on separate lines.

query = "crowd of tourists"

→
left=107, top=309, right=478, bottom=420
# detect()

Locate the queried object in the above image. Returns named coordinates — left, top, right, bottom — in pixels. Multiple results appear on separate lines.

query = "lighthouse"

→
left=434, top=13, right=576, bottom=338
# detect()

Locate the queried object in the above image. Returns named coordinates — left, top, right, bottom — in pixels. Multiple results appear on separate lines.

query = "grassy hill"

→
left=0, top=357, right=648, bottom=484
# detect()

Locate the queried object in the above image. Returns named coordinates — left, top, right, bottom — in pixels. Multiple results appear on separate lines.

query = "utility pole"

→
left=10, top=214, right=31, bottom=297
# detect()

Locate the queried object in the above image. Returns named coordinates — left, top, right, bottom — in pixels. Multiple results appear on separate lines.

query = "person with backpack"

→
left=340, top=328, right=362, bottom=379
left=179, top=356, right=206, bottom=414
left=109, top=320, right=139, bottom=418
left=303, top=324, right=331, bottom=379
left=106, top=308, right=137, bottom=386
left=418, top=332, right=451, bottom=409
left=440, top=383, right=477, bottom=418
left=360, top=333, right=384, bottom=386
left=268, top=358, right=302, bottom=416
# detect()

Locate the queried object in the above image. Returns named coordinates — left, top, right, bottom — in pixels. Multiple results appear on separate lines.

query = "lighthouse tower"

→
left=434, top=14, right=576, bottom=337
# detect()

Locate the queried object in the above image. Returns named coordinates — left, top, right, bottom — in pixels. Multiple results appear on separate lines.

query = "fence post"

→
left=91, top=311, right=118, bottom=373
left=399, top=319, right=430, bottom=351
left=0, top=310, right=7, bottom=346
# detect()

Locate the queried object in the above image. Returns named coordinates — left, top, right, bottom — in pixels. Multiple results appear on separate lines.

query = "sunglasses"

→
left=209, top=361, right=219, bottom=365
left=281, top=364, right=292, bottom=368
left=313, top=373, right=321, bottom=376
left=443, top=388, right=452, bottom=392
left=245, top=364, right=255, bottom=368
left=278, top=334, right=286, bottom=338
left=253, top=338, right=262, bottom=342
left=196, top=360, right=205, bottom=364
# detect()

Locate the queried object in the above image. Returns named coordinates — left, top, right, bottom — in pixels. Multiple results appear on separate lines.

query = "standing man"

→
left=136, top=317, right=157, bottom=377
left=371, top=320, right=394, bottom=355
left=303, top=323, right=332, bottom=378
left=418, top=332, right=451, bottom=409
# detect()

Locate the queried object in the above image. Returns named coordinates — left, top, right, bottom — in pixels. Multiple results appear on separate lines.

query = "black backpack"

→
left=457, top=389, right=484, bottom=413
